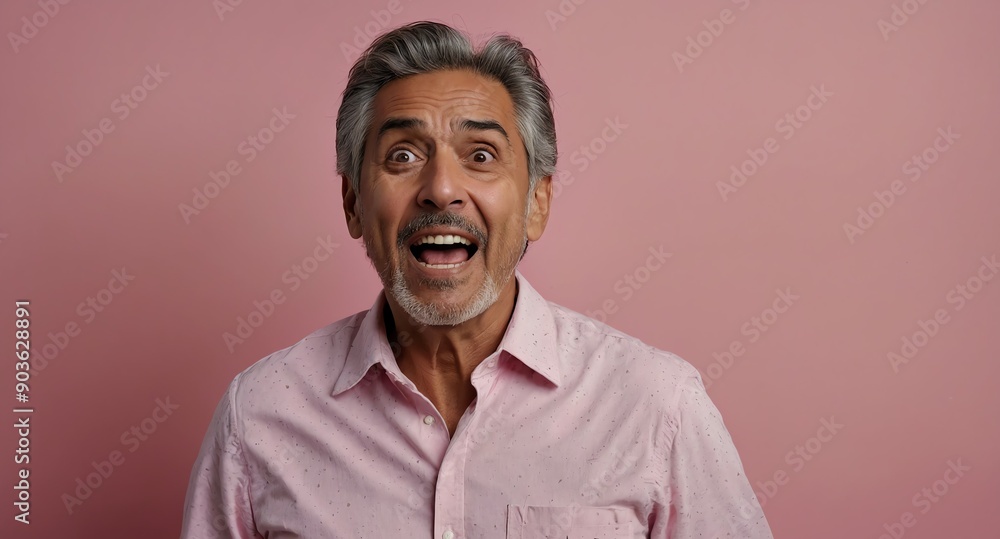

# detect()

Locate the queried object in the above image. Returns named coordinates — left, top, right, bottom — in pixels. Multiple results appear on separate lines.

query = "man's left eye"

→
left=471, top=149, right=495, bottom=163
left=389, top=149, right=417, bottom=163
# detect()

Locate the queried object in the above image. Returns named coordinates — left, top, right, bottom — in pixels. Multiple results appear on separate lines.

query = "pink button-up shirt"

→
left=181, top=270, right=773, bottom=538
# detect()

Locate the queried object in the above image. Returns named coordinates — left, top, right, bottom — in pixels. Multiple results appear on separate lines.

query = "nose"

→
left=415, top=151, right=467, bottom=211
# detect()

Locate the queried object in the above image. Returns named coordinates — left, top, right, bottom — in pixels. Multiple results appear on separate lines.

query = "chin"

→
left=390, top=268, right=501, bottom=327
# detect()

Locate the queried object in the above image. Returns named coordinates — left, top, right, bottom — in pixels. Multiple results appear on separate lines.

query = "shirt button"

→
left=423, top=415, right=435, bottom=425
left=443, top=530, right=455, bottom=539
left=487, top=359, right=497, bottom=368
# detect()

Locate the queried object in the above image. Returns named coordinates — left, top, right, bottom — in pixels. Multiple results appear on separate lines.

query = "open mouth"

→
left=408, top=234, right=479, bottom=269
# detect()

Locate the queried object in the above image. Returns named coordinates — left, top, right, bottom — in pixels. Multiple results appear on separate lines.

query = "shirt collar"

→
left=332, top=269, right=562, bottom=397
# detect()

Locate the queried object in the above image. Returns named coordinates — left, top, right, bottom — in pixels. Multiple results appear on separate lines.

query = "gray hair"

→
left=335, top=21, right=558, bottom=196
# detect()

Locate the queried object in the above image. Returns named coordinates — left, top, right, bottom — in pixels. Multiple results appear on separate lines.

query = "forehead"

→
left=370, top=69, right=518, bottom=139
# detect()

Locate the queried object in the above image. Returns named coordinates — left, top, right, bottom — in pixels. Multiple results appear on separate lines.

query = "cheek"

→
left=486, top=214, right=527, bottom=254
left=360, top=195, right=400, bottom=246
left=481, top=203, right=528, bottom=252
left=366, top=184, right=413, bottom=228
left=479, top=186, right=527, bottom=225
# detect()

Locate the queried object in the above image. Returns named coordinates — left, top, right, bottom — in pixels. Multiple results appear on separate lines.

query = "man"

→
left=182, top=21, right=774, bottom=538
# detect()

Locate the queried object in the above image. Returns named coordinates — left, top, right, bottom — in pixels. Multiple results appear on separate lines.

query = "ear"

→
left=525, top=175, right=552, bottom=242
left=342, top=176, right=363, bottom=239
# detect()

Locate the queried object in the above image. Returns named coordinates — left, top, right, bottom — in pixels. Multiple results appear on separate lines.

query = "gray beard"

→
left=360, top=199, right=531, bottom=327
left=388, top=264, right=504, bottom=326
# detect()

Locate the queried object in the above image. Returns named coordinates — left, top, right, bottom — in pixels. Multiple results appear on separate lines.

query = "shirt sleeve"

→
left=180, top=373, right=262, bottom=539
left=660, top=373, right=774, bottom=538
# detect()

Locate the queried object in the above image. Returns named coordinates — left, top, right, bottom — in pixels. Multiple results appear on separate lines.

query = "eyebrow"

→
left=456, top=118, right=510, bottom=148
left=375, top=116, right=512, bottom=149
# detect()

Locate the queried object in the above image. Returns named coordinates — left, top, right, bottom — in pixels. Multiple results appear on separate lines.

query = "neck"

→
left=382, top=275, right=518, bottom=435
left=384, top=276, right=518, bottom=383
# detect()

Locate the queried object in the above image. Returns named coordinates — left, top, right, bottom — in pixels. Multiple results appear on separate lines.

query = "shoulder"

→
left=227, top=309, right=367, bottom=405
left=547, top=299, right=703, bottom=411
left=543, top=298, right=710, bottom=457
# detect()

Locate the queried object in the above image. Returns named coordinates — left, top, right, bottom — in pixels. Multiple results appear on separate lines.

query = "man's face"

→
left=342, top=69, right=551, bottom=326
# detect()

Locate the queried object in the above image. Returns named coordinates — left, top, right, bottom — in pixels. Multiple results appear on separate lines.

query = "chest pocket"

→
left=505, top=505, right=634, bottom=538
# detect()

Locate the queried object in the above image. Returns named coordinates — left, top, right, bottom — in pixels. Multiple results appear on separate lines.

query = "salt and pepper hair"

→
left=335, top=21, right=558, bottom=195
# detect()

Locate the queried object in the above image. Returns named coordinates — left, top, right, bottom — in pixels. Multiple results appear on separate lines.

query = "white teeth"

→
left=418, top=261, right=467, bottom=269
left=415, top=234, right=472, bottom=246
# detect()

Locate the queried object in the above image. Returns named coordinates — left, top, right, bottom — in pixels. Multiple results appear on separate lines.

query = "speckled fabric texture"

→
left=181, top=270, right=773, bottom=538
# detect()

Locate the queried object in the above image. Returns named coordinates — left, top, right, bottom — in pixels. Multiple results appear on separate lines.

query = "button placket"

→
left=434, top=408, right=474, bottom=539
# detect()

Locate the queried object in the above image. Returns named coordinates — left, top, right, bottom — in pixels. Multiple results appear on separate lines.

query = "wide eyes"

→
left=388, top=149, right=417, bottom=163
left=386, top=147, right=496, bottom=166
left=470, top=149, right=494, bottom=164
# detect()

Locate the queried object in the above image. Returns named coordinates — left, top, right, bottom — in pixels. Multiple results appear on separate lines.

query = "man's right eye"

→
left=388, top=149, right=417, bottom=163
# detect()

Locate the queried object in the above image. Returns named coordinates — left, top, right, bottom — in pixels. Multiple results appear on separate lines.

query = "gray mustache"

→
left=397, top=213, right=487, bottom=249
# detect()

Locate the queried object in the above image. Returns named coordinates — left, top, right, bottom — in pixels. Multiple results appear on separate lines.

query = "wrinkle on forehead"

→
left=371, top=70, right=520, bottom=145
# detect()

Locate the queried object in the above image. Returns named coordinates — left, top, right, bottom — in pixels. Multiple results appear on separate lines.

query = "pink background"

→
left=2, top=0, right=998, bottom=537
